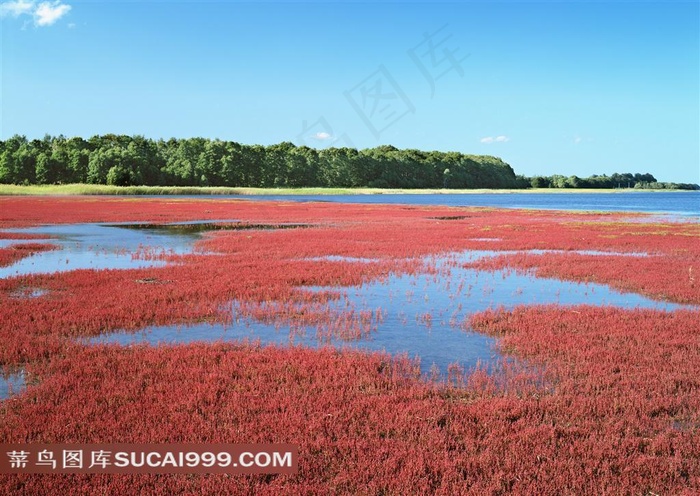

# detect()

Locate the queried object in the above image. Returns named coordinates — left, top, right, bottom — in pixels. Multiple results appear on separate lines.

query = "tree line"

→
left=529, top=173, right=698, bottom=190
left=0, top=134, right=697, bottom=190
left=0, top=135, right=522, bottom=189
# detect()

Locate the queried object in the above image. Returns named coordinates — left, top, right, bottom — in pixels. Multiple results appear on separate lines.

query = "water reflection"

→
left=3, top=218, right=694, bottom=382
left=215, top=192, right=700, bottom=218
left=0, top=221, right=315, bottom=279
left=0, top=369, right=25, bottom=400
left=0, top=223, right=202, bottom=278
left=90, top=250, right=694, bottom=377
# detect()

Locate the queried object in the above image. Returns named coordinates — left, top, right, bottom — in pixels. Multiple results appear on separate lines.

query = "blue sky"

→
left=1, top=1, right=698, bottom=182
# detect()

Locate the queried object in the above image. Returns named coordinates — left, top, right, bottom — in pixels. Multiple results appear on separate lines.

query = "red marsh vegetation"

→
left=0, top=243, right=59, bottom=268
left=0, top=196, right=698, bottom=494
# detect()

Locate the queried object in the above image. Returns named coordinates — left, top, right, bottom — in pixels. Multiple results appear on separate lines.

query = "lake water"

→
left=175, top=191, right=699, bottom=218
left=0, top=223, right=200, bottom=279
left=0, top=370, right=25, bottom=400
left=89, top=249, right=695, bottom=380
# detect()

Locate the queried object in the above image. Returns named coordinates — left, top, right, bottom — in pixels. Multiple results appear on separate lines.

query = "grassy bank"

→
left=0, top=184, right=684, bottom=196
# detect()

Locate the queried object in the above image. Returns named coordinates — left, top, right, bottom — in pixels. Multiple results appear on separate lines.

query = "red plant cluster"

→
left=0, top=249, right=415, bottom=366
left=0, top=196, right=696, bottom=367
left=0, top=233, right=51, bottom=240
left=0, top=242, right=59, bottom=268
left=468, top=306, right=700, bottom=492
left=0, top=196, right=698, bottom=493
left=1, top=305, right=698, bottom=494
left=466, top=251, right=699, bottom=304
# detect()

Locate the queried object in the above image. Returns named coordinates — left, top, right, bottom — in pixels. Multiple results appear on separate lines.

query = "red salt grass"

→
left=233, top=299, right=382, bottom=342
left=0, top=233, right=51, bottom=240
left=0, top=246, right=414, bottom=366
left=1, top=196, right=489, bottom=229
left=1, top=196, right=699, bottom=493
left=3, top=197, right=695, bottom=263
left=1, top=305, right=698, bottom=494
left=0, top=197, right=696, bottom=366
left=469, top=305, right=700, bottom=492
left=0, top=197, right=695, bottom=365
left=467, top=251, right=699, bottom=305
left=0, top=243, right=59, bottom=268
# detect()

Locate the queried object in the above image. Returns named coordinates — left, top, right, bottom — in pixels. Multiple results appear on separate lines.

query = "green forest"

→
left=1, top=135, right=697, bottom=190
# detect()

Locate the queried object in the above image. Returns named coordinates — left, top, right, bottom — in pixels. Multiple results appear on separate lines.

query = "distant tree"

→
left=443, top=168, right=452, bottom=188
left=550, top=175, right=568, bottom=188
left=35, top=153, right=58, bottom=184
left=566, top=175, right=580, bottom=188
left=530, top=176, right=548, bottom=188
left=106, top=164, right=132, bottom=186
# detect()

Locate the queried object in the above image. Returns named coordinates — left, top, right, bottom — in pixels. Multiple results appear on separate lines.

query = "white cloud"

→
left=311, top=132, right=333, bottom=141
left=0, top=0, right=34, bottom=17
left=572, top=135, right=594, bottom=145
left=0, top=0, right=71, bottom=27
left=480, top=135, right=510, bottom=144
left=34, top=1, right=70, bottom=26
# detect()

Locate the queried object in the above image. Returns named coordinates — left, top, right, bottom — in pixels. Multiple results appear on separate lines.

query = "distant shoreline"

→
left=0, top=184, right=696, bottom=196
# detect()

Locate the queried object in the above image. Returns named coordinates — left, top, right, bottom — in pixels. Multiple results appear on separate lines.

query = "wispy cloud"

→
left=35, top=1, right=71, bottom=26
left=0, top=0, right=34, bottom=17
left=0, top=0, right=71, bottom=27
left=480, top=135, right=510, bottom=144
left=311, top=131, right=333, bottom=141
left=572, top=135, right=593, bottom=145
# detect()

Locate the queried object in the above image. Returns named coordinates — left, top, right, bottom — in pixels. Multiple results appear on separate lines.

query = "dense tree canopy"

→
left=0, top=135, right=697, bottom=190
left=527, top=173, right=697, bottom=190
